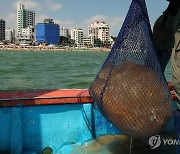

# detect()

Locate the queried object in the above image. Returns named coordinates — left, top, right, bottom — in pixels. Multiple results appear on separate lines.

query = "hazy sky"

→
left=0, top=0, right=168, bottom=36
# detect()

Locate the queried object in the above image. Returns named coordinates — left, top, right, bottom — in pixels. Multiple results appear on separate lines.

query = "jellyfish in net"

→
left=89, top=0, right=172, bottom=138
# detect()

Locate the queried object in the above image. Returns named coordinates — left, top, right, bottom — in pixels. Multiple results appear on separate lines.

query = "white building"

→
left=83, top=35, right=95, bottom=47
left=5, top=28, right=15, bottom=43
left=17, top=4, right=35, bottom=36
left=88, top=21, right=110, bottom=43
left=60, top=27, right=69, bottom=38
left=18, top=26, right=35, bottom=44
left=71, top=28, right=84, bottom=47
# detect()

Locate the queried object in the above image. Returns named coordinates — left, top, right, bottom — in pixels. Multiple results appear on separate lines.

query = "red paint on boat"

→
left=0, top=82, right=177, bottom=107
left=0, top=89, right=93, bottom=107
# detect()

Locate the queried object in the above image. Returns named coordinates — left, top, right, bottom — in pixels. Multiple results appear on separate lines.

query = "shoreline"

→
left=0, top=45, right=110, bottom=52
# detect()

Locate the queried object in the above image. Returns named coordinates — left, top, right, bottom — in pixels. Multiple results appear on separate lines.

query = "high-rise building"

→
left=71, top=28, right=84, bottom=47
left=26, top=10, right=35, bottom=27
left=0, top=19, right=5, bottom=41
left=60, top=27, right=69, bottom=38
left=88, top=21, right=110, bottom=43
left=17, top=4, right=26, bottom=35
left=17, top=4, right=35, bottom=36
left=5, top=28, right=15, bottom=43
left=36, top=19, right=60, bottom=45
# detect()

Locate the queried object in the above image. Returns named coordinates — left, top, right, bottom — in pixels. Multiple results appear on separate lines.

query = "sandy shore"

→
left=0, top=45, right=110, bottom=52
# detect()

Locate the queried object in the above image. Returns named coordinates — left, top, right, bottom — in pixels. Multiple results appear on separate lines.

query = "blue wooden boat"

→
left=0, top=84, right=178, bottom=153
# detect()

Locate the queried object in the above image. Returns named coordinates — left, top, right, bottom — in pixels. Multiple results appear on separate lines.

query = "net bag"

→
left=89, top=0, right=172, bottom=138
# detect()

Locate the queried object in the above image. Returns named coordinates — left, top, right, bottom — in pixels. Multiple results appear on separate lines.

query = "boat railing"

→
left=0, top=82, right=177, bottom=107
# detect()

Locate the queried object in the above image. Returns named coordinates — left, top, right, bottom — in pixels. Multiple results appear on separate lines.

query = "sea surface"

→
left=0, top=50, right=171, bottom=90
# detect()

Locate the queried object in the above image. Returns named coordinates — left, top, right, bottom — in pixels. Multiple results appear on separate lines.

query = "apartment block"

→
left=60, top=27, right=69, bottom=38
left=88, top=21, right=110, bottom=43
left=17, top=4, right=35, bottom=36
left=0, top=19, right=5, bottom=41
left=71, top=28, right=84, bottom=47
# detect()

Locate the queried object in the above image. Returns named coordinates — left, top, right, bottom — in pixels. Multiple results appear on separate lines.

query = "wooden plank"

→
left=0, top=89, right=93, bottom=107
left=0, top=84, right=177, bottom=107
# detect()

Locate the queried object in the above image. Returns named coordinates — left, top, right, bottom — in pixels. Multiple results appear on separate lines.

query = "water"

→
left=0, top=50, right=107, bottom=90
left=0, top=50, right=171, bottom=90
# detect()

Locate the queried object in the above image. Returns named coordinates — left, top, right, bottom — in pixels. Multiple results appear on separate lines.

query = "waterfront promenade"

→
left=0, top=44, right=110, bottom=52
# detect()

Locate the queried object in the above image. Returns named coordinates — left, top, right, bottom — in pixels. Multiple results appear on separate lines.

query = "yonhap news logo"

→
left=149, top=135, right=161, bottom=149
left=149, top=135, right=180, bottom=149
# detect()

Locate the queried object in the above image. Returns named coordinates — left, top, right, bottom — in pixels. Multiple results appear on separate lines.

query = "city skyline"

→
left=0, top=0, right=168, bottom=36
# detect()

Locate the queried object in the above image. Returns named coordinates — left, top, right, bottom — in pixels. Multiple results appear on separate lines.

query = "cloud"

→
left=5, top=13, right=17, bottom=29
left=54, top=19, right=76, bottom=27
left=108, top=16, right=125, bottom=36
left=82, top=15, right=125, bottom=36
left=46, top=0, right=62, bottom=11
left=36, top=15, right=74, bottom=25
left=6, top=13, right=16, bottom=21
left=84, top=15, right=109, bottom=24
left=51, top=15, right=125, bottom=37
left=12, top=0, right=39, bottom=10
left=36, top=15, right=76, bottom=26
left=36, top=14, right=50, bottom=24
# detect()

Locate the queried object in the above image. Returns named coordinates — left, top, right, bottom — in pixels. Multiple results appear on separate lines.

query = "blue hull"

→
left=0, top=101, right=178, bottom=153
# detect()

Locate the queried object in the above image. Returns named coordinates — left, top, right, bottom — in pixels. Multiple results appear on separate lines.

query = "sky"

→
left=0, top=0, right=168, bottom=37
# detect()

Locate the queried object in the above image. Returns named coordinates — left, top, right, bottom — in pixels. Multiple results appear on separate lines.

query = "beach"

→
left=0, top=44, right=110, bottom=52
